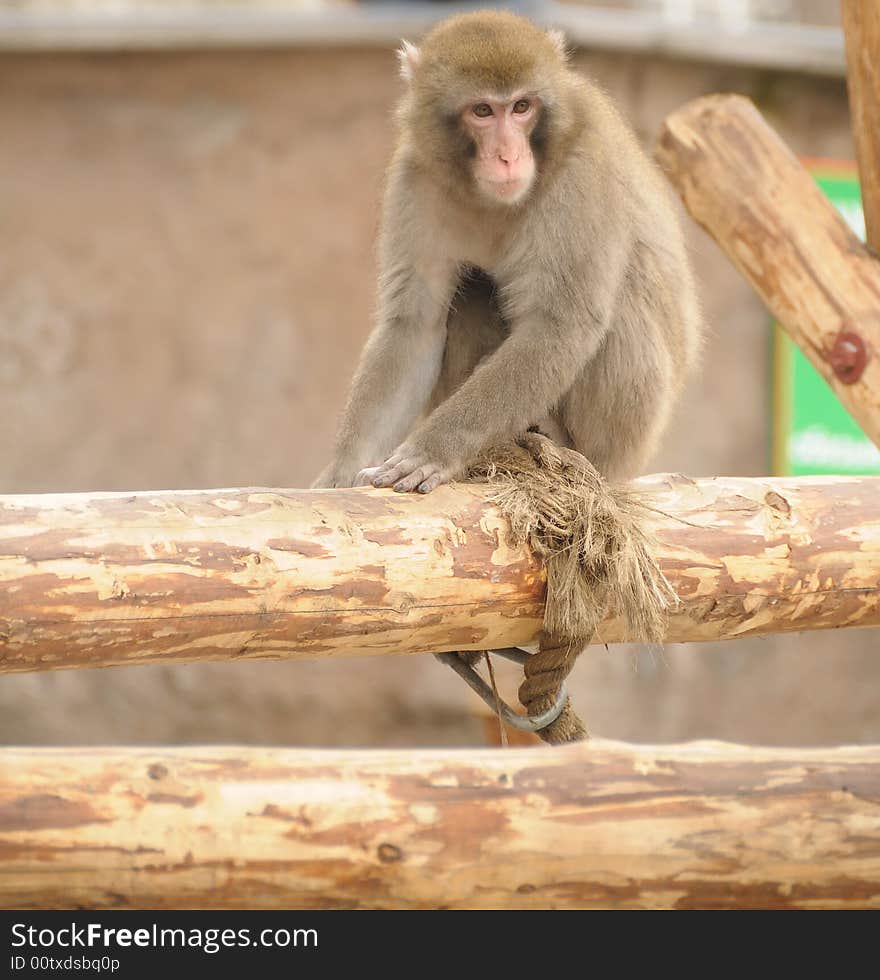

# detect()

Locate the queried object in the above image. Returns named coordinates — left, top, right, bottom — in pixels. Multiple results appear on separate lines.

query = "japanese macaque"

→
left=313, top=10, right=701, bottom=494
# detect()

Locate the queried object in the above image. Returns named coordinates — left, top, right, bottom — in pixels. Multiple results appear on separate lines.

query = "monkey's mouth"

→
left=477, top=176, right=533, bottom=203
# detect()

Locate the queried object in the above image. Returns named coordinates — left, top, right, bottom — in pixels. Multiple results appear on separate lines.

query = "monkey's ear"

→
left=397, top=40, right=421, bottom=82
left=547, top=29, right=569, bottom=62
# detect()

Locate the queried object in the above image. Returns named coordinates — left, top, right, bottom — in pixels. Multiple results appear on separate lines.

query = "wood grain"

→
left=2, top=741, right=879, bottom=909
left=843, top=0, right=880, bottom=251
left=1, top=475, right=879, bottom=673
left=656, top=94, right=880, bottom=445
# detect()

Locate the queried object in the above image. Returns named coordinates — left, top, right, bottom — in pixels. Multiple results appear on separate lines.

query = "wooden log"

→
left=2, top=741, right=880, bottom=910
left=656, top=94, right=880, bottom=447
left=842, top=0, right=880, bottom=250
left=0, top=475, right=879, bottom=673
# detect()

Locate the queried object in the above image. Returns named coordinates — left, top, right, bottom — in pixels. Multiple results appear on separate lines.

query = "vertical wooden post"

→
left=842, top=1, right=880, bottom=251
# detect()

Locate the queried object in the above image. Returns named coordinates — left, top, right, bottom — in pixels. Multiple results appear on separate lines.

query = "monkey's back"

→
left=585, top=79, right=703, bottom=380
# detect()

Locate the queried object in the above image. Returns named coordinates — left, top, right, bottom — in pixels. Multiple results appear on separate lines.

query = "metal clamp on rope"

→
left=434, top=648, right=567, bottom=733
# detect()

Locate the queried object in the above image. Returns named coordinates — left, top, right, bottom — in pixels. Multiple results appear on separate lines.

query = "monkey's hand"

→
left=310, top=461, right=372, bottom=489
left=362, top=441, right=457, bottom=494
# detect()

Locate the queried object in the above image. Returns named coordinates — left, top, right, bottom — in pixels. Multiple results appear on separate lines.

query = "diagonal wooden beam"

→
left=656, top=94, right=880, bottom=447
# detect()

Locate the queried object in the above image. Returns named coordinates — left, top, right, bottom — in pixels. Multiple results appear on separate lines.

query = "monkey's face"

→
left=460, top=95, right=540, bottom=205
left=397, top=11, right=569, bottom=207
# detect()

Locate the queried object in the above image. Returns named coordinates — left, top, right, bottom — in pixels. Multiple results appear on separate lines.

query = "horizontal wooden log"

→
left=656, top=94, right=880, bottom=447
left=1, top=475, right=879, bottom=673
left=2, top=741, right=879, bottom=909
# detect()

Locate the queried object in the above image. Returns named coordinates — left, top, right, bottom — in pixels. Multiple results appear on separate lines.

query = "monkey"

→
left=312, top=9, right=701, bottom=495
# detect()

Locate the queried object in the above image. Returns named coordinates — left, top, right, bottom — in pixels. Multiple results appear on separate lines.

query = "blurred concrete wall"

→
left=1, top=46, right=877, bottom=747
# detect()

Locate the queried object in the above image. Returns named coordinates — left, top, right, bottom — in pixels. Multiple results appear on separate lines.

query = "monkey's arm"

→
left=311, top=266, right=457, bottom=489
left=312, top=156, right=465, bottom=489
left=368, top=304, right=611, bottom=494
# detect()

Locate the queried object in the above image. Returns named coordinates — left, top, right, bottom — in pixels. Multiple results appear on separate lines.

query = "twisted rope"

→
left=466, top=432, right=675, bottom=744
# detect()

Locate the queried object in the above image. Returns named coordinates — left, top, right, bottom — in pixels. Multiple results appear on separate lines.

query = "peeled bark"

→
left=2, top=741, right=879, bottom=910
left=1, top=475, right=879, bottom=673
left=656, top=94, right=880, bottom=447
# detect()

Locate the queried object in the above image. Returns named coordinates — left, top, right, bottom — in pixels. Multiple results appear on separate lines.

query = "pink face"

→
left=462, top=95, right=539, bottom=204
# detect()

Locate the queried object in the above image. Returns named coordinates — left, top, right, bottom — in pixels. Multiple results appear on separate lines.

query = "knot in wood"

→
left=828, top=331, right=868, bottom=384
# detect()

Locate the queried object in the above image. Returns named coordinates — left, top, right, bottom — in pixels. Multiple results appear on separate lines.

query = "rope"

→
left=466, top=431, right=675, bottom=744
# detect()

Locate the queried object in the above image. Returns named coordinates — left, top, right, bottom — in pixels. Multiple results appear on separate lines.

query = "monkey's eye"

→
left=472, top=103, right=493, bottom=118
left=512, top=99, right=531, bottom=114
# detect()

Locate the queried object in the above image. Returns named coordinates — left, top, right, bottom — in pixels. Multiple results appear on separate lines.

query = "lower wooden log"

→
left=1, top=475, right=879, bottom=673
left=2, top=742, right=879, bottom=909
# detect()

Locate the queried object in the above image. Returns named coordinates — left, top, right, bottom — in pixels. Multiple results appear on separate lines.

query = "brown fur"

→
left=313, top=9, right=702, bottom=493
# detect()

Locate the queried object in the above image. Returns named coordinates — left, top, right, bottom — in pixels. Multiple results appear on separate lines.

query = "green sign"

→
left=772, top=162, right=879, bottom=475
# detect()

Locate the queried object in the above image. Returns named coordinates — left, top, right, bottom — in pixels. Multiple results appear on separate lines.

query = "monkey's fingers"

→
left=354, top=466, right=382, bottom=486
left=391, top=464, right=441, bottom=493
left=417, top=472, right=444, bottom=494
left=369, top=453, right=406, bottom=488
left=371, top=452, right=444, bottom=493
